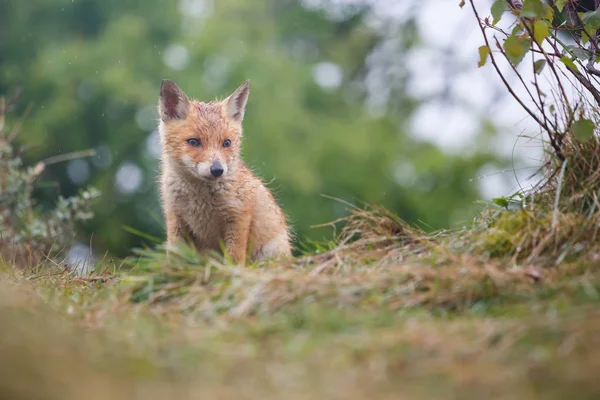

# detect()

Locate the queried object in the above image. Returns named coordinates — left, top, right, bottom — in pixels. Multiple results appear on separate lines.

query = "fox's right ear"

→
left=159, top=80, right=190, bottom=121
left=224, top=80, right=250, bottom=123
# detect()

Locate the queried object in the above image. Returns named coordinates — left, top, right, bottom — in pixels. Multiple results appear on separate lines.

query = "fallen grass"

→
left=2, top=195, right=600, bottom=399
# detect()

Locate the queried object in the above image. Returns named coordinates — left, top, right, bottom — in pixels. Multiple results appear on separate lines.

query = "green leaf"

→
left=534, top=59, right=546, bottom=74
left=544, top=3, right=554, bottom=20
left=564, top=45, right=592, bottom=60
left=492, top=197, right=509, bottom=208
left=555, top=0, right=568, bottom=13
left=478, top=45, right=491, bottom=67
left=536, top=87, right=546, bottom=97
left=582, top=9, right=600, bottom=30
left=583, top=28, right=590, bottom=45
left=521, top=0, right=553, bottom=20
left=560, top=55, right=579, bottom=71
left=582, top=23, right=600, bottom=45
left=511, top=24, right=523, bottom=36
left=572, top=119, right=595, bottom=142
left=503, top=35, right=532, bottom=66
left=491, top=0, right=506, bottom=25
left=533, top=20, right=549, bottom=43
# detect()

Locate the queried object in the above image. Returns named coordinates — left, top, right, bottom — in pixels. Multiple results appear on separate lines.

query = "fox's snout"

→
left=190, top=157, right=228, bottom=180
left=210, top=160, right=224, bottom=178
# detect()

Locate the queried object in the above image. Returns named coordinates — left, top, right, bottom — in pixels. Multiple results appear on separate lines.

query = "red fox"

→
left=157, top=79, right=292, bottom=264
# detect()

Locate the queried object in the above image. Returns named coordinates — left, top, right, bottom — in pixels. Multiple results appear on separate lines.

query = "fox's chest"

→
left=179, top=193, right=224, bottom=245
left=166, top=179, right=235, bottom=249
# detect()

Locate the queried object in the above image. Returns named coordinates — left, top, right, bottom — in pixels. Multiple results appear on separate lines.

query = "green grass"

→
left=2, top=202, right=600, bottom=399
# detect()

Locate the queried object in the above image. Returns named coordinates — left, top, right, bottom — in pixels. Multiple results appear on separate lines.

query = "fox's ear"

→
left=224, top=80, right=250, bottom=122
left=159, top=79, right=190, bottom=121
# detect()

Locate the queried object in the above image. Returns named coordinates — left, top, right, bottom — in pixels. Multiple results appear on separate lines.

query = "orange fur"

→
left=158, top=80, right=292, bottom=263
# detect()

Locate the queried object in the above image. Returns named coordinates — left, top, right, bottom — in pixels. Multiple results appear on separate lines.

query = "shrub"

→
left=0, top=90, right=99, bottom=268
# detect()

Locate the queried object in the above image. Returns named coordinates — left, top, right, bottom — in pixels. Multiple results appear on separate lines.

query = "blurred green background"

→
left=0, top=0, right=512, bottom=256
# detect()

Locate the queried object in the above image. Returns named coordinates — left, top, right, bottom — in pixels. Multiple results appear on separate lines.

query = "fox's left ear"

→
left=224, top=80, right=250, bottom=122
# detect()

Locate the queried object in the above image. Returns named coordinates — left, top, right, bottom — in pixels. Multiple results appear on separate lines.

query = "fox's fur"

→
left=157, top=79, right=292, bottom=264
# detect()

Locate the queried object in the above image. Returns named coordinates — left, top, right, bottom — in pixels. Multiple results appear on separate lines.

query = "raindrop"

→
left=312, top=62, right=343, bottom=91
left=115, top=162, right=144, bottom=195
left=145, top=130, right=161, bottom=158
left=163, top=44, right=190, bottom=71
left=92, top=145, right=113, bottom=168
left=67, top=242, right=94, bottom=275
left=392, top=160, right=417, bottom=187
left=66, top=159, right=90, bottom=184
left=178, top=0, right=214, bottom=19
left=135, top=106, right=159, bottom=132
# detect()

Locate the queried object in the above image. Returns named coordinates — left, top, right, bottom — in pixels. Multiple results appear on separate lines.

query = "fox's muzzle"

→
left=210, top=160, right=224, bottom=177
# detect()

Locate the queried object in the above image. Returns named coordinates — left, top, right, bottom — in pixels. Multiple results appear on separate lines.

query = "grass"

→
left=2, top=197, right=600, bottom=400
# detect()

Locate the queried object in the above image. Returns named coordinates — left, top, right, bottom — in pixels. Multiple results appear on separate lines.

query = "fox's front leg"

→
left=223, top=213, right=252, bottom=265
left=165, top=209, right=189, bottom=252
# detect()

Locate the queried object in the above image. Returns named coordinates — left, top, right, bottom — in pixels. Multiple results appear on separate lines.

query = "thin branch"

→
left=468, top=1, right=551, bottom=137
left=548, top=32, right=600, bottom=107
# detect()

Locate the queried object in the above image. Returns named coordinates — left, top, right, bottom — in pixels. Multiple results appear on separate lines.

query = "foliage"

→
left=471, top=0, right=600, bottom=151
left=0, top=91, right=99, bottom=267
left=463, top=0, right=600, bottom=219
left=0, top=0, right=502, bottom=255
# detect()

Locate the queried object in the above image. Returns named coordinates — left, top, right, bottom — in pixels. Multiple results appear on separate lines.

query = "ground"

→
left=1, top=202, right=600, bottom=400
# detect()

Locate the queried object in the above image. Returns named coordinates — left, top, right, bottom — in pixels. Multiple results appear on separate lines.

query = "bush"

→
left=0, top=90, right=100, bottom=268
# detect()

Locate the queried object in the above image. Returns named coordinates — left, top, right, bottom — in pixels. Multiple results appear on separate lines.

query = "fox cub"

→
left=158, top=79, right=292, bottom=263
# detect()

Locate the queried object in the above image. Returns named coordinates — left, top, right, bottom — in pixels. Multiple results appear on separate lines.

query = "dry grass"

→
left=115, top=195, right=600, bottom=321
left=1, top=263, right=599, bottom=400
left=2, top=184, right=600, bottom=399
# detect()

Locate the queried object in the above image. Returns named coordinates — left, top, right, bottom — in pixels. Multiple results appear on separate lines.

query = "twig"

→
left=552, top=159, right=568, bottom=231
left=475, top=27, right=546, bottom=129
left=38, top=149, right=97, bottom=166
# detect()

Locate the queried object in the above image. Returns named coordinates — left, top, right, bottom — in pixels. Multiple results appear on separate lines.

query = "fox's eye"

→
left=187, top=138, right=201, bottom=147
left=223, top=139, right=232, bottom=148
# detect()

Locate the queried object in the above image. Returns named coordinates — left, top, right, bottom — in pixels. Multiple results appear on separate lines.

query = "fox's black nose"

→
left=210, top=161, right=224, bottom=177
